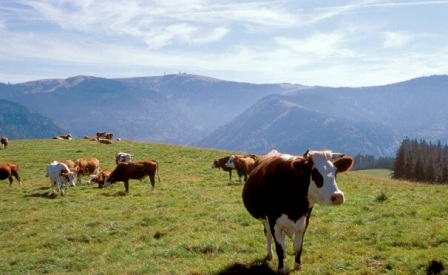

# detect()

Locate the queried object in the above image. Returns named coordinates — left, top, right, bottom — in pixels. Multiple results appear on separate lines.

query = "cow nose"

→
left=331, top=193, right=345, bottom=205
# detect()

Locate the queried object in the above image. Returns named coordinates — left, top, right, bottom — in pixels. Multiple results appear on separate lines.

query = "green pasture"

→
left=0, top=139, right=447, bottom=274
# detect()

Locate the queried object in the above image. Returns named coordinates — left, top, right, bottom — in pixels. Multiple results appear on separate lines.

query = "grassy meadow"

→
left=0, top=139, right=447, bottom=274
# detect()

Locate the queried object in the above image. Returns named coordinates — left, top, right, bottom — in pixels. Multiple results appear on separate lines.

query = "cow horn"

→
left=331, top=153, right=345, bottom=160
left=303, top=150, right=310, bottom=158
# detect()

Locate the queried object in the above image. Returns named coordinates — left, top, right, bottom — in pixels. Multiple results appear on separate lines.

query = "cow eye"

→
left=311, top=169, right=323, bottom=188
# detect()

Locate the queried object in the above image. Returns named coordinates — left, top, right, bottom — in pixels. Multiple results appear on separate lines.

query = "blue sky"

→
left=1, top=0, right=447, bottom=87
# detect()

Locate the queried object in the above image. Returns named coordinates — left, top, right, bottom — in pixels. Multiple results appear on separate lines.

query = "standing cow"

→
left=73, top=157, right=100, bottom=184
left=212, top=154, right=257, bottom=181
left=0, top=162, right=22, bottom=186
left=225, top=155, right=256, bottom=183
left=103, top=160, right=160, bottom=193
left=1, top=136, right=9, bottom=149
left=46, top=161, right=76, bottom=196
left=242, top=150, right=353, bottom=273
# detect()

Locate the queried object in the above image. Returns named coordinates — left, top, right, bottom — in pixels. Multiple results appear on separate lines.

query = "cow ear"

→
left=334, top=157, right=354, bottom=173
left=291, top=157, right=311, bottom=174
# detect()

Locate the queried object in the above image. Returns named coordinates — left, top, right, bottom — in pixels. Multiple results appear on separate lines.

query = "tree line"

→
left=393, top=137, right=448, bottom=184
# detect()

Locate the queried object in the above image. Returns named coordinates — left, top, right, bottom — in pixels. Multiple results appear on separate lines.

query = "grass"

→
left=0, top=139, right=447, bottom=274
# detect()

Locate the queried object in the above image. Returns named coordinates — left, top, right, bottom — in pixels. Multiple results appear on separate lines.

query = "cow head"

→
left=225, top=155, right=236, bottom=168
left=60, top=170, right=76, bottom=187
left=298, top=150, right=353, bottom=206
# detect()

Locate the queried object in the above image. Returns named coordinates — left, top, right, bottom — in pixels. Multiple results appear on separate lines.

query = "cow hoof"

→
left=277, top=267, right=287, bottom=274
left=294, top=262, right=301, bottom=270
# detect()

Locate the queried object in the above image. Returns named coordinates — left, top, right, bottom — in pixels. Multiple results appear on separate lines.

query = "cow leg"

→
left=293, top=209, right=313, bottom=270
left=124, top=180, right=129, bottom=193
left=149, top=176, right=155, bottom=191
left=8, top=176, right=13, bottom=187
left=270, top=217, right=287, bottom=273
left=262, top=219, right=273, bottom=260
left=11, top=171, right=22, bottom=186
left=228, top=170, right=232, bottom=181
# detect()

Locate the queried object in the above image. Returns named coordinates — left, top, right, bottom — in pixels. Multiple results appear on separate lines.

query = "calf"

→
left=242, top=150, right=353, bottom=273
left=1, top=136, right=8, bottom=149
left=0, top=163, right=22, bottom=186
left=73, top=157, right=100, bottom=184
left=46, top=161, right=76, bottom=195
left=103, top=160, right=160, bottom=193
left=225, top=155, right=255, bottom=183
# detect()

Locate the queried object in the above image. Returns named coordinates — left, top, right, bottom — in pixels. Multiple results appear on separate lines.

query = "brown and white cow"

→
left=212, top=154, right=257, bottom=181
left=225, top=155, right=256, bottom=183
left=57, top=159, right=76, bottom=170
left=98, top=139, right=112, bottom=144
left=103, top=160, right=160, bottom=193
left=115, top=152, right=132, bottom=165
left=0, top=162, right=22, bottom=186
left=73, top=157, right=100, bottom=184
left=1, top=136, right=9, bottom=149
left=87, top=168, right=113, bottom=186
left=242, top=150, right=353, bottom=273
left=53, top=134, right=72, bottom=140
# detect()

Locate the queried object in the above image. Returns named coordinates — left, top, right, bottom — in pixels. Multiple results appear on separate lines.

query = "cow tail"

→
left=156, top=160, right=161, bottom=183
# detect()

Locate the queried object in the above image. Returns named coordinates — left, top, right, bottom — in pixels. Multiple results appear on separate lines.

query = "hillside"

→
left=0, top=99, right=66, bottom=139
left=1, top=74, right=447, bottom=157
left=0, top=140, right=446, bottom=274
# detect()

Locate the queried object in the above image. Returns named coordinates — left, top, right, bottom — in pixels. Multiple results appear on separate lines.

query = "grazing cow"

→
left=1, top=136, right=8, bottom=149
left=115, top=152, right=132, bottom=165
left=0, top=163, right=22, bottom=186
left=225, top=155, right=256, bottom=183
left=45, top=161, right=76, bottom=195
left=103, top=160, right=160, bottom=193
left=242, top=150, right=354, bottom=273
left=87, top=168, right=113, bottom=186
left=57, top=159, right=76, bottom=170
left=73, top=157, right=100, bottom=184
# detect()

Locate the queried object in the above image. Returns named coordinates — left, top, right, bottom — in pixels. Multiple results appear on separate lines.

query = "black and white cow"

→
left=242, top=149, right=353, bottom=273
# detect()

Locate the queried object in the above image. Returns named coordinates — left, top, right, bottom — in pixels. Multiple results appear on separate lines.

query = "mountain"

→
left=195, top=75, right=448, bottom=157
left=0, top=74, right=447, bottom=157
left=0, top=99, right=66, bottom=139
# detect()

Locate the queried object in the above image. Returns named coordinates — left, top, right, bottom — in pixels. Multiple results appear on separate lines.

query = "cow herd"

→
left=1, top=137, right=355, bottom=272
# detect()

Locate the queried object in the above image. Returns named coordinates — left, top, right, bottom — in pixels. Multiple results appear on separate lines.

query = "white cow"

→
left=45, top=161, right=76, bottom=196
left=115, top=152, right=132, bottom=165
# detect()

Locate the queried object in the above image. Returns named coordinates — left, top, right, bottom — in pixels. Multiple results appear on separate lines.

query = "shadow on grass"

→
left=216, top=258, right=276, bottom=275
left=25, top=190, right=57, bottom=199
left=100, top=191, right=129, bottom=197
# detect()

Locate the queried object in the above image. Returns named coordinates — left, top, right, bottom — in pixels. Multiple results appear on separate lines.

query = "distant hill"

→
left=0, top=74, right=447, bottom=157
left=0, top=99, right=66, bottom=139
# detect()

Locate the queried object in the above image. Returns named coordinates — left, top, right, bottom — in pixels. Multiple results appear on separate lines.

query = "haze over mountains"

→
left=0, top=74, right=447, bottom=157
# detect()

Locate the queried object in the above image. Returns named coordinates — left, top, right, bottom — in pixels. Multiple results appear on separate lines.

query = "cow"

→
left=242, top=150, right=354, bottom=273
left=1, top=136, right=8, bottom=149
left=87, top=168, right=113, bottom=186
left=45, top=161, right=76, bottom=195
left=103, top=160, right=160, bottom=193
left=57, top=159, right=76, bottom=170
left=73, top=157, right=100, bottom=184
left=212, top=156, right=234, bottom=181
left=225, top=155, right=256, bottom=183
left=115, top=152, right=132, bottom=165
left=0, top=163, right=22, bottom=186
left=98, top=139, right=112, bottom=144
left=53, top=134, right=72, bottom=140
left=96, top=131, right=107, bottom=139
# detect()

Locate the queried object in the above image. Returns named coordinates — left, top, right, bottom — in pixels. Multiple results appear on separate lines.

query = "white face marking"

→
left=307, top=151, right=345, bottom=206
left=225, top=156, right=235, bottom=168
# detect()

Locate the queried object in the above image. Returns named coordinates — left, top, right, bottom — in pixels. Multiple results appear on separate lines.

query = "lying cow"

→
left=73, top=157, right=100, bottom=184
left=115, top=152, right=132, bottom=165
left=53, top=134, right=72, bottom=140
left=103, top=160, right=160, bottom=193
left=46, top=161, right=76, bottom=196
left=1, top=136, right=8, bottom=149
left=242, top=150, right=353, bottom=273
left=0, top=162, right=22, bottom=186
left=87, top=168, right=113, bottom=186
left=225, top=155, right=256, bottom=183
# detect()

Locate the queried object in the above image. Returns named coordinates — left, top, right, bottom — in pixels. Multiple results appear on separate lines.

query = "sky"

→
left=1, top=0, right=447, bottom=87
